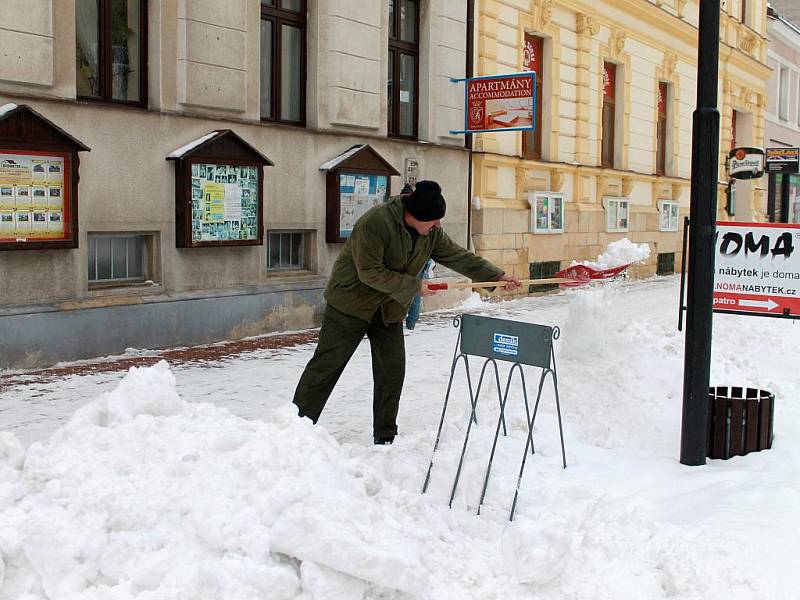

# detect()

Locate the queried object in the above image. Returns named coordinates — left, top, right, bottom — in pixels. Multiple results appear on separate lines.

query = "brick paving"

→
left=0, top=330, right=320, bottom=389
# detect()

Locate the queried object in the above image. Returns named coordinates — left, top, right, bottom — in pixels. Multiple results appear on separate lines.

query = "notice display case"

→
left=319, top=144, right=400, bottom=243
left=0, top=104, right=90, bottom=250
left=168, top=130, right=273, bottom=248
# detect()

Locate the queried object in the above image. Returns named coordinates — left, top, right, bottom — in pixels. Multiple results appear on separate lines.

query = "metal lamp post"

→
left=680, top=0, right=721, bottom=466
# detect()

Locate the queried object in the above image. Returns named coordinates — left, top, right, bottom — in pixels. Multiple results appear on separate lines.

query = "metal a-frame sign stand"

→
left=422, top=314, right=566, bottom=521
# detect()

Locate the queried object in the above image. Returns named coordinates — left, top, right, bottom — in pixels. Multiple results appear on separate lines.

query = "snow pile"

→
left=0, top=363, right=524, bottom=599
left=558, top=284, right=683, bottom=450
left=579, top=238, right=651, bottom=269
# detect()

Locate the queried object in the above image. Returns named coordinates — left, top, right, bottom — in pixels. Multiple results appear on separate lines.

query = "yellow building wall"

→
left=472, top=0, right=771, bottom=294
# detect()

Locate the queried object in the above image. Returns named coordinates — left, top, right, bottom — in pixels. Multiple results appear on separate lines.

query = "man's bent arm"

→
left=431, top=230, right=505, bottom=282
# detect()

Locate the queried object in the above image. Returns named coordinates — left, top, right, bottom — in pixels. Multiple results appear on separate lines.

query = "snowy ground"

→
left=1, top=276, right=798, bottom=599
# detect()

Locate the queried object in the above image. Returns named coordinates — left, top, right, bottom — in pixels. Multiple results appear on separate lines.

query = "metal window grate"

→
left=657, top=252, right=675, bottom=276
left=88, top=235, right=145, bottom=282
left=529, top=260, right=561, bottom=293
left=267, top=231, right=305, bottom=270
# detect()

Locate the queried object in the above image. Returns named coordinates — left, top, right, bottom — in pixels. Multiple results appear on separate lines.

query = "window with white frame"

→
left=88, top=234, right=148, bottom=284
left=779, top=65, right=790, bottom=121
left=529, top=192, right=564, bottom=233
left=658, top=200, right=680, bottom=232
left=603, top=197, right=629, bottom=232
left=267, top=230, right=310, bottom=270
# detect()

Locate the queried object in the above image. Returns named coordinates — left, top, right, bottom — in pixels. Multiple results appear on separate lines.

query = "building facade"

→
left=0, top=0, right=472, bottom=368
left=764, top=2, right=800, bottom=223
left=469, top=0, right=772, bottom=289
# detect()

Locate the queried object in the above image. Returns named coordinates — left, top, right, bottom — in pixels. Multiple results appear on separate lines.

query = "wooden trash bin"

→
left=707, top=386, right=775, bottom=460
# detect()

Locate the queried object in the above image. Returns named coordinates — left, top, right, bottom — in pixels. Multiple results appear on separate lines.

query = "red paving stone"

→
left=0, top=330, right=320, bottom=388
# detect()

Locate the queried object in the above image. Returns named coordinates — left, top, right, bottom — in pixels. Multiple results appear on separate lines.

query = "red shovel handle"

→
left=426, top=283, right=449, bottom=290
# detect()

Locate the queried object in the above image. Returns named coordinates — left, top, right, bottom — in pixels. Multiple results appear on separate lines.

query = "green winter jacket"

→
left=325, top=195, right=504, bottom=324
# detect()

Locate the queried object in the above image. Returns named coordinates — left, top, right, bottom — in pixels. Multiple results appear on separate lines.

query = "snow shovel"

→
left=425, top=262, right=632, bottom=291
left=552, top=263, right=631, bottom=287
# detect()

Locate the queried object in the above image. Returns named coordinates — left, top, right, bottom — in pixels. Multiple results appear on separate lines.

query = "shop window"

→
left=267, top=231, right=310, bottom=270
left=529, top=260, right=561, bottom=293
left=75, top=0, right=147, bottom=105
left=522, top=34, right=543, bottom=160
left=602, top=62, right=616, bottom=169
left=88, top=234, right=148, bottom=284
left=603, top=197, right=629, bottom=232
left=790, top=175, right=800, bottom=224
left=658, top=200, right=679, bottom=232
left=657, top=252, right=675, bottom=276
left=530, top=192, right=564, bottom=233
left=656, top=82, right=668, bottom=175
left=388, top=0, right=419, bottom=139
left=260, top=0, right=306, bottom=124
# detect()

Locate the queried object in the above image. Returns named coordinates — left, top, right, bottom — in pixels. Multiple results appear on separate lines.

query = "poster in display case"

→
left=0, top=104, right=89, bottom=250
left=168, top=130, right=273, bottom=248
left=320, top=144, right=400, bottom=243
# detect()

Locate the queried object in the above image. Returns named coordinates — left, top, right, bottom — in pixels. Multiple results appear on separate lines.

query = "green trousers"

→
left=292, top=304, right=405, bottom=438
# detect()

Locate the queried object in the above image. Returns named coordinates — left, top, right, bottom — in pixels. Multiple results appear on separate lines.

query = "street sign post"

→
left=713, top=221, right=800, bottom=319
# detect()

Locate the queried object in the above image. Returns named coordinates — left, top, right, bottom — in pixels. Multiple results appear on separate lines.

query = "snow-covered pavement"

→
left=1, top=276, right=799, bottom=599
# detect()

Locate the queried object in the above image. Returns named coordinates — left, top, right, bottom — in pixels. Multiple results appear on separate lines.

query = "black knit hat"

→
left=402, top=180, right=446, bottom=221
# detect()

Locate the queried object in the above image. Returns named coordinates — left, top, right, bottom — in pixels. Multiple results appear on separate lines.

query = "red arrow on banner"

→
left=713, top=292, right=800, bottom=316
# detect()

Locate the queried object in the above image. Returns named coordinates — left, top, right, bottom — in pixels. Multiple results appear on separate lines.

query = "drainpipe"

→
left=466, top=0, right=475, bottom=250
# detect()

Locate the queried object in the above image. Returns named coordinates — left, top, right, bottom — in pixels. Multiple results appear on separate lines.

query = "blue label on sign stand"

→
left=492, top=333, right=519, bottom=356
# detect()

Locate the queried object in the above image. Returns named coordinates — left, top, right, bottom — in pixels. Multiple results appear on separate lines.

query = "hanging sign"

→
left=450, top=72, right=536, bottom=135
left=727, top=147, right=765, bottom=180
left=713, top=221, right=800, bottom=318
left=765, top=147, right=800, bottom=174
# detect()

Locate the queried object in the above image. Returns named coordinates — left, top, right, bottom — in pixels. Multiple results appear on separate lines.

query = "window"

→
left=522, top=34, right=544, bottom=160
left=603, top=197, right=628, bottom=232
left=530, top=192, right=564, bottom=233
left=778, top=65, right=789, bottom=121
left=529, top=260, right=561, bottom=293
left=731, top=109, right=738, bottom=149
left=88, top=234, right=147, bottom=284
left=602, top=62, right=616, bottom=169
left=769, top=173, right=784, bottom=222
left=790, top=175, right=800, bottom=224
left=260, top=0, right=306, bottom=124
left=75, top=0, right=146, bottom=105
left=658, top=200, right=680, bottom=232
left=656, top=82, right=668, bottom=175
left=388, top=0, right=419, bottom=138
left=657, top=253, right=675, bottom=276
left=740, top=0, right=747, bottom=23
left=267, top=231, right=310, bottom=270
left=726, top=180, right=736, bottom=216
